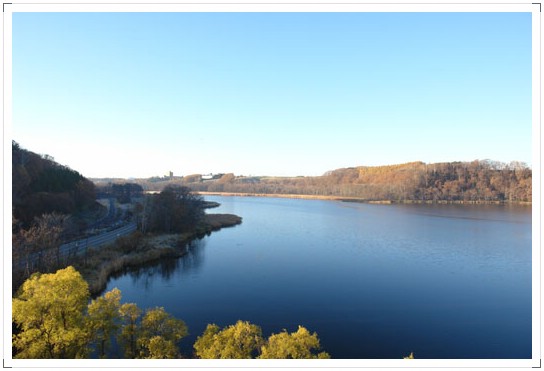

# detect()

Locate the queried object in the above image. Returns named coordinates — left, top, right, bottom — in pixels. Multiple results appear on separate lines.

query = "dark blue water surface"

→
left=105, top=196, right=532, bottom=359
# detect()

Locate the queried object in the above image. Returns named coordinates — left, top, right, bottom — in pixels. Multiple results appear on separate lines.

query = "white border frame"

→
left=2, top=1, right=541, bottom=369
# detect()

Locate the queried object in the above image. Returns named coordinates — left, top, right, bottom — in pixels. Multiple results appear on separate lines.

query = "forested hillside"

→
left=12, top=141, right=97, bottom=229
left=128, top=160, right=531, bottom=203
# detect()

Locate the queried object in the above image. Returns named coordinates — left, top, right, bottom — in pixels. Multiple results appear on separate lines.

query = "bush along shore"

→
left=73, top=213, right=242, bottom=295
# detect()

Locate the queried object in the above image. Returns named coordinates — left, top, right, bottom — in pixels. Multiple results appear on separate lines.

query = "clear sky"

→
left=12, top=11, right=532, bottom=178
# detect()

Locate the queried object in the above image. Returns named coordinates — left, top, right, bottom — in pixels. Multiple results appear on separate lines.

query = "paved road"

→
left=89, top=198, right=117, bottom=229
left=59, top=222, right=137, bottom=258
left=14, top=222, right=138, bottom=270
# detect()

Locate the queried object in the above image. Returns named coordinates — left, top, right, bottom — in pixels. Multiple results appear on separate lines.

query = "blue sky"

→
left=12, top=12, right=532, bottom=178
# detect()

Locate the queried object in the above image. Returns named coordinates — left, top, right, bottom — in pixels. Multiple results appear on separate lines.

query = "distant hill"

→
left=117, top=160, right=531, bottom=203
left=12, top=141, right=97, bottom=228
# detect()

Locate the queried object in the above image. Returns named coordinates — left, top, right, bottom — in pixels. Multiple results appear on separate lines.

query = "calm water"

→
left=105, top=196, right=532, bottom=359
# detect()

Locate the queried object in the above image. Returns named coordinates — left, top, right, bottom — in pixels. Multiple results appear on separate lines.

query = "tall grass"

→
left=73, top=214, right=242, bottom=295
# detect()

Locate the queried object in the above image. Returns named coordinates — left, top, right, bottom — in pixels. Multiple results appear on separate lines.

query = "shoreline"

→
left=77, top=213, right=242, bottom=296
left=197, top=191, right=532, bottom=205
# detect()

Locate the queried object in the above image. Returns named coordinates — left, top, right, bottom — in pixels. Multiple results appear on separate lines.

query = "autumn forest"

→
left=125, top=160, right=532, bottom=203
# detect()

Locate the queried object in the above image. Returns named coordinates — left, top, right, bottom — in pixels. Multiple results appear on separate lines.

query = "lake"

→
left=104, top=196, right=532, bottom=359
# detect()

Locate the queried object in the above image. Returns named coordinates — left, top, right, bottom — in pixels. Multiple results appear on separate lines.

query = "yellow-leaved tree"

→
left=118, top=303, right=142, bottom=358
left=13, top=266, right=189, bottom=359
left=194, top=320, right=264, bottom=359
left=86, top=287, right=121, bottom=358
left=194, top=321, right=329, bottom=359
left=13, top=267, right=330, bottom=360
left=12, top=266, right=90, bottom=358
left=136, top=307, right=188, bottom=359
left=259, top=326, right=330, bottom=359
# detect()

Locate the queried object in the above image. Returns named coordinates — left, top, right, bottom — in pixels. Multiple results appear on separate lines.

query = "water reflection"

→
left=109, top=238, right=207, bottom=292
left=180, top=238, right=206, bottom=274
left=105, top=197, right=532, bottom=359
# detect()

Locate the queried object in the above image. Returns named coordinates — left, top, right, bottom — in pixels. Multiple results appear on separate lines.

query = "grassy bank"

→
left=198, top=191, right=353, bottom=201
left=197, top=191, right=532, bottom=205
left=74, top=213, right=242, bottom=295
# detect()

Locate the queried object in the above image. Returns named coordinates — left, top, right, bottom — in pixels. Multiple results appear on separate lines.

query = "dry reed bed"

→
left=75, top=214, right=242, bottom=295
left=197, top=192, right=531, bottom=205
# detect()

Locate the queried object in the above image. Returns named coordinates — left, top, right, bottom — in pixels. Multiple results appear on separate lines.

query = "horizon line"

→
left=87, top=158, right=532, bottom=181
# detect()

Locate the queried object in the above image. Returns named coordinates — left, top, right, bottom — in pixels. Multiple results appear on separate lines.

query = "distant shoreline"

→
left=197, top=192, right=532, bottom=205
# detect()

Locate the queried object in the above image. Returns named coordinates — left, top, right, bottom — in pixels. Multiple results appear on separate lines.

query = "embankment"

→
left=76, top=213, right=242, bottom=295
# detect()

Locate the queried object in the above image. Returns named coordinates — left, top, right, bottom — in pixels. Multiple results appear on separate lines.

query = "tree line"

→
left=93, top=181, right=206, bottom=234
left=134, top=185, right=206, bottom=234
left=11, top=142, right=208, bottom=291
left=132, top=160, right=530, bottom=203
left=12, top=141, right=97, bottom=230
left=96, top=182, right=144, bottom=204
left=13, top=266, right=329, bottom=359
left=12, top=184, right=208, bottom=293
left=12, top=142, right=99, bottom=291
